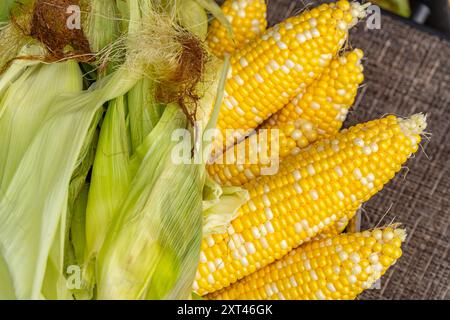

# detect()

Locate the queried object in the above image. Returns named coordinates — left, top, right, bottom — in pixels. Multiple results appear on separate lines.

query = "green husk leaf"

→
left=0, top=253, right=15, bottom=299
left=96, top=104, right=203, bottom=300
left=178, top=0, right=208, bottom=40
left=63, top=115, right=100, bottom=293
left=194, top=0, right=232, bottom=38
left=71, top=184, right=89, bottom=267
left=127, top=77, right=163, bottom=152
left=115, top=0, right=130, bottom=32
left=82, top=96, right=131, bottom=297
left=0, top=0, right=236, bottom=301
left=202, top=177, right=249, bottom=236
left=42, top=214, right=73, bottom=300
left=371, top=0, right=411, bottom=18
left=0, top=0, right=15, bottom=23
left=83, top=0, right=121, bottom=53
left=0, top=64, right=141, bottom=299
left=0, top=60, right=86, bottom=299
left=0, top=60, right=83, bottom=195
left=191, top=292, right=204, bottom=300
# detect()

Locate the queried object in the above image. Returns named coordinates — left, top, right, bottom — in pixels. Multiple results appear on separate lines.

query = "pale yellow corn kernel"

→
left=196, top=114, right=425, bottom=295
left=208, top=48, right=364, bottom=186
left=215, top=1, right=368, bottom=154
left=207, top=0, right=268, bottom=58
left=208, top=227, right=406, bottom=300
left=264, top=48, right=365, bottom=136
left=312, top=205, right=360, bottom=240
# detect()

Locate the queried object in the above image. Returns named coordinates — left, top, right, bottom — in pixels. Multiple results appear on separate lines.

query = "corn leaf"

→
left=194, top=0, right=232, bottom=37
left=0, top=65, right=141, bottom=299
left=177, top=0, right=208, bottom=40
left=0, top=253, right=15, bottom=299
left=0, top=60, right=83, bottom=193
left=83, top=0, right=121, bottom=54
left=83, top=96, right=131, bottom=294
left=127, top=78, right=162, bottom=153
left=42, top=214, right=73, bottom=300
left=71, top=184, right=89, bottom=267
left=96, top=104, right=203, bottom=299
left=0, top=0, right=15, bottom=23
left=202, top=177, right=249, bottom=236
left=371, top=0, right=411, bottom=17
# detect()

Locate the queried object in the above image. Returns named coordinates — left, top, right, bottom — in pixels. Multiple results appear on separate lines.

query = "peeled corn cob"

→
left=215, top=1, right=369, bottom=153
left=208, top=48, right=365, bottom=186
left=195, top=114, right=426, bottom=295
left=207, top=0, right=268, bottom=58
left=208, top=227, right=406, bottom=300
left=263, top=48, right=365, bottom=143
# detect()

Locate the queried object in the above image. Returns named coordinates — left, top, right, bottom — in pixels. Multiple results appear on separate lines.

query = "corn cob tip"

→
left=398, top=113, right=427, bottom=137
left=330, top=1, right=370, bottom=32
left=348, top=1, right=372, bottom=27
left=393, top=227, right=407, bottom=242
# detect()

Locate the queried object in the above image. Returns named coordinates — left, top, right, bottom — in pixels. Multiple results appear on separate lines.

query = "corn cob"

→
left=208, top=48, right=365, bottom=186
left=215, top=1, right=369, bottom=153
left=207, top=0, right=268, bottom=58
left=194, top=114, right=426, bottom=295
left=318, top=206, right=361, bottom=241
left=208, top=227, right=406, bottom=300
left=263, top=49, right=365, bottom=140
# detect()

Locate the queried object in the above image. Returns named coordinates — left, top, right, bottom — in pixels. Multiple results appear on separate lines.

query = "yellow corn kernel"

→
left=195, top=114, right=426, bottom=295
left=313, top=205, right=361, bottom=240
left=215, top=1, right=369, bottom=153
left=264, top=48, right=365, bottom=137
left=207, top=0, right=268, bottom=58
left=208, top=227, right=407, bottom=300
left=208, top=48, right=364, bottom=186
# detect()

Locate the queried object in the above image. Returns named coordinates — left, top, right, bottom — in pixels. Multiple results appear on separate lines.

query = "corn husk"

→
left=83, top=0, right=121, bottom=54
left=94, top=51, right=234, bottom=299
left=0, top=0, right=15, bottom=23
left=202, top=177, right=249, bottom=236
left=371, top=0, right=411, bottom=17
left=177, top=0, right=208, bottom=40
left=80, top=96, right=131, bottom=298
left=71, top=184, right=90, bottom=267
left=127, top=78, right=163, bottom=152
left=194, top=0, right=232, bottom=37
left=96, top=104, right=203, bottom=299
left=0, top=0, right=241, bottom=300
left=0, top=66, right=144, bottom=300
left=0, top=251, right=15, bottom=299
left=115, top=0, right=130, bottom=32
left=0, top=60, right=85, bottom=299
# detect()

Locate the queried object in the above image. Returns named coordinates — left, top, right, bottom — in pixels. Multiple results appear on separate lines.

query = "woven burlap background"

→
left=217, top=0, right=450, bottom=299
